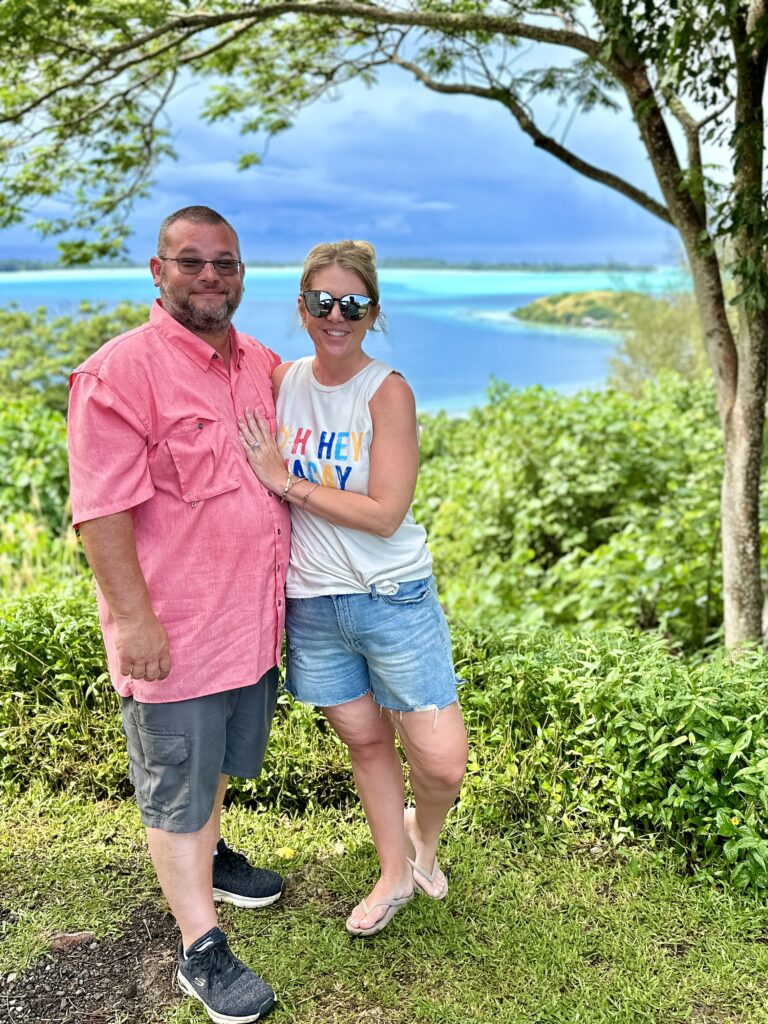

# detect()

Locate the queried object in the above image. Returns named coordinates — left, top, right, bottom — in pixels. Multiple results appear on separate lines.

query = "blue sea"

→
left=0, top=266, right=686, bottom=412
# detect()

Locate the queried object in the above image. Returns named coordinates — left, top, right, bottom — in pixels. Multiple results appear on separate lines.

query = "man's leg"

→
left=143, top=773, right=227, bottom=949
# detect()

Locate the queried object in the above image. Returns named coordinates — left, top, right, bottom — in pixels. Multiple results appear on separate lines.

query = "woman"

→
left=238, top=240, right=467, bottom=937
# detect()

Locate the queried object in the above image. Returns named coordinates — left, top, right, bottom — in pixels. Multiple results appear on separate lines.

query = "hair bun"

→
left=351, top=240, right=376, bottom=260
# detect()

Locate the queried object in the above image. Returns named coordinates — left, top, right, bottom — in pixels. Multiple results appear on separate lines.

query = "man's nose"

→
left=197, top=260, right=222, bottom=283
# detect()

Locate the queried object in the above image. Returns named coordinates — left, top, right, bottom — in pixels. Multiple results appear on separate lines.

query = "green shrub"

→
left=4, top=586, right=768, bottom=889
left=0, top=583, right=354, bottom=809
left=0, top=301, right=148, bottom=413
left=454, top=626, right=768, bottom=889
left=1, top=395, right=69, bottom=533
left=416, top=373, right=724, bottom=651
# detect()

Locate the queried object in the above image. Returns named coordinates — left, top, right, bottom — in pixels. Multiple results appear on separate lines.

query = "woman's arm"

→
left=239, top=373, right=419, bottom=538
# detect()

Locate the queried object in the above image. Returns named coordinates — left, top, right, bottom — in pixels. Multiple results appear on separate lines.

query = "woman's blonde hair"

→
left=300, top=240, right=385, bottom=331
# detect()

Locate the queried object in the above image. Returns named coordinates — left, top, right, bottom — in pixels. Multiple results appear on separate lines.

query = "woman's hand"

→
left=238, top=408, right=289, bottom=493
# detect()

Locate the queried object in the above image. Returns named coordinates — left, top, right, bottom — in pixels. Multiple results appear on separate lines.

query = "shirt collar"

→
left=150, top=300, right=245, bottom=371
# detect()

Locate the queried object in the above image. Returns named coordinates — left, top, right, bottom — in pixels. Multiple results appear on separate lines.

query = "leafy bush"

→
left=608, top=290, right=710, bottom=393
left=416, top=373, right=724, bottom=651
left=0, top=301, right=147, bottom=413
left=3, top=586, right=768, bottom=888
left=0, top=583, right=353, bottom=808
left=454, top=626, right=768, bottom=889
left=0, top=395, right=87, bottom=592
left=1, top=395, right=69, bottom=532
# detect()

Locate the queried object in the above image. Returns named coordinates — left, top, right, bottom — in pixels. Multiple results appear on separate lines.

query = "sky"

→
left=0, top=63, right=680, bottom=266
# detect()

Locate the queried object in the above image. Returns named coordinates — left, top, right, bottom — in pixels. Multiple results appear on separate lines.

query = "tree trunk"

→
left=721, top=356, right=766, bottom=645
left=684, top=252, right=766, bottom=646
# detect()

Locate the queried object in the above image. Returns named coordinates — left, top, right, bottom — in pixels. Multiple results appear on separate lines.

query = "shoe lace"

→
left=223, top=846, right=249, bottom=870
left=192, top=940, right=244, bottom=991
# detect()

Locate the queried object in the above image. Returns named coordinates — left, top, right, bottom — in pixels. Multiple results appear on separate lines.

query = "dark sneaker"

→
left=212, top=839, right=284, bottom=909
left=177, top=926, right=275, bottom=1023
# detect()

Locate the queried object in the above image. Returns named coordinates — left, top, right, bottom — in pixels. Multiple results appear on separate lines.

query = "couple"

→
left=67, top=206, right=467, bottom=1024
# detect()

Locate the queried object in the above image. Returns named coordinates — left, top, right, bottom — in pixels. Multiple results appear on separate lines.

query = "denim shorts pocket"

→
left=134, top=729, right=191, bottom=815
left=380, top=577, right=432, bottom=606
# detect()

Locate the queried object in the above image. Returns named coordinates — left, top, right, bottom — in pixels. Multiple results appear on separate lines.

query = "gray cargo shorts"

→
left=121, top=667, right=278, bottom=834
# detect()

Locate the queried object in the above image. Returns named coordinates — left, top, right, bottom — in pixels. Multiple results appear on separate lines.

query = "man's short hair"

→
left=157, top=206, right=241, bottom=257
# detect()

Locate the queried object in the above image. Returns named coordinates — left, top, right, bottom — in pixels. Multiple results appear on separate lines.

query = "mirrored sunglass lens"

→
left=304, top=291, right=333, bottom=316
left=339, top=295, right=370, bottom=320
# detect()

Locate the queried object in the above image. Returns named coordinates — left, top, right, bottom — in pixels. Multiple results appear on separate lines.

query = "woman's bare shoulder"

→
left=271, top=361, right=294, bottom=398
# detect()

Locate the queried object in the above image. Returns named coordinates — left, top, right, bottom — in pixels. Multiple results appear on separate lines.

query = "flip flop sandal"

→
left=407, top=855, right=448, bottom=900
left=346, top=894, right=413, bottom=937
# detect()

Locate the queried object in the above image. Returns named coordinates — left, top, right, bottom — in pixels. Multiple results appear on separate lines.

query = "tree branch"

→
left=2, top=1, right=602, bottom=125
left=390, top=54, right=673, bottom=225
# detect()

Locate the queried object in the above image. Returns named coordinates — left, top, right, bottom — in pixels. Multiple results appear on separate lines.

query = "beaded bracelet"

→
left=280, top=473, right=299, bottom=503
left=302, top=482, right=321, bottom=509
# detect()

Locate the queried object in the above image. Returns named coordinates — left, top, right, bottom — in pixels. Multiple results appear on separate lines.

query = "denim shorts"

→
left=284, top=576, right=460, bottom=712
left=121, top=667, right=278, bottom=833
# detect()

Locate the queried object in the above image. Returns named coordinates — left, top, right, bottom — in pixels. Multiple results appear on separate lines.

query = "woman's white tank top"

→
left=276, top=356, right=433, bottom=597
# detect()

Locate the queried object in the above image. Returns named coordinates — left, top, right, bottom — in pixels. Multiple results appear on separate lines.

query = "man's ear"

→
left=149, top=256, right=163, bottom=287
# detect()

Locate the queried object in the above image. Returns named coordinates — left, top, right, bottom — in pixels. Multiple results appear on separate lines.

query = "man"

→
left=68, top=206, right=290, bottom=1024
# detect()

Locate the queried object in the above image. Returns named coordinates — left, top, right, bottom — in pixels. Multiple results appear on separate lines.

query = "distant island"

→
left=0, top=257, right=657, bottom=273
left=513, top=290, right=653, bottom=329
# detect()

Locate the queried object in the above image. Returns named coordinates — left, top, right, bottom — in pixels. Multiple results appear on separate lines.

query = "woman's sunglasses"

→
left=301, top=290, right=373, bottom=322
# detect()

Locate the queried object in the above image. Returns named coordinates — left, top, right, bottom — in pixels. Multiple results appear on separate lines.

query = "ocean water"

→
left=0, top=265, right=686, bottom=412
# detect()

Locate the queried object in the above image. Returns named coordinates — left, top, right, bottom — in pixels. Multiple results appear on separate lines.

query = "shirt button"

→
left=277, top=600, right=282, bottom=607
left=267, top=491, right=273, bottom=498
left=191, top=501, right=198, bottom=508
left=197, top=422, right=204, bottom=429
left=277, top=528, right=281, bottom=535
left=212, top=353, right=219, bottom=360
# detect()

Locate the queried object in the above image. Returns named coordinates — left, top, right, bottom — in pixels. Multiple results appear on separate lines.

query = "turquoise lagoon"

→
left=0, top=266, right=686, bottom=413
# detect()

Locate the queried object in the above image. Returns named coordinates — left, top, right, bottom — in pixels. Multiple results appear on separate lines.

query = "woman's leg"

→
left=396, top=701, right=468, bottom=897
left=323, top=693, right=413, bottom=929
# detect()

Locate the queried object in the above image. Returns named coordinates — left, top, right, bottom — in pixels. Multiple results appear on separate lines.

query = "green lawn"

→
left=2, top=789, right=768, bottom=1024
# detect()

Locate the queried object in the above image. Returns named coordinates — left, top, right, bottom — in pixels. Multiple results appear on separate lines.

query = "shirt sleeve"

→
left=68, top=371, right=156, bottom=526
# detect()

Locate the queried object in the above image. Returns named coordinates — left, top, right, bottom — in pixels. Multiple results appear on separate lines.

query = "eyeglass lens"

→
left=164, top=257, right=241, bottom=276
left=302, top=291, right=371, bottom=321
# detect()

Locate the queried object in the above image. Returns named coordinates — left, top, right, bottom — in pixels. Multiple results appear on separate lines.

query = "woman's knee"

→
left=412, top=751, right=467, bottom=792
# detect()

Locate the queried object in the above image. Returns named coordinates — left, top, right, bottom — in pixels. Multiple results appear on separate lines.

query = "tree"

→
left=1, top=0, right=767, bottom=645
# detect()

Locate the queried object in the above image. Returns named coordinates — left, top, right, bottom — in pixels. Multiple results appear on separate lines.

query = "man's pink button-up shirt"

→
left=68, top=301, right=291, bottom=703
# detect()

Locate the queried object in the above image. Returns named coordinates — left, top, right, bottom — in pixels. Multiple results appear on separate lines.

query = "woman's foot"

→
left=346, top=872, right=414, bottom=933
left=404, top=807, right=448, bottom=899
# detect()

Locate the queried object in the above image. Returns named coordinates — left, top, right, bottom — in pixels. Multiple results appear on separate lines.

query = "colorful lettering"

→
left=321, top=464, right=336, bottom=488
left=350, top=432, right=363, bottom=461
left=317, top=431, right=336, bottom=460
left=334, top=432, right=350, bottom=460
left=292, top=427, right=312, bottom=455
left=306, top=462, right=321, bottom=483
left=291, top=459, right=306, bottom=479
left=335, top=465, right=352, bottom=490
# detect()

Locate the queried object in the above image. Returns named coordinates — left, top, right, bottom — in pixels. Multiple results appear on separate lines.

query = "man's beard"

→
left=161, top=284, right=242, bottom=333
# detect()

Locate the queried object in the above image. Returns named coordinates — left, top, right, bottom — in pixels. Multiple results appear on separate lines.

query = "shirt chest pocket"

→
left=165, top=417, right=241, bottom=503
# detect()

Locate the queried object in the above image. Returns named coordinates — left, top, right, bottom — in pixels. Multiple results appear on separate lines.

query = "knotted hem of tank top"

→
left=376, top=701, right=441, bottom=731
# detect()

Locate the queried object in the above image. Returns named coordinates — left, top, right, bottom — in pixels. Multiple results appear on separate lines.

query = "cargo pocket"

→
left=165, top=417, right=241, bottom=504
left=134, top=729, right=191, bottom=815
left=380, top=577, right=432, bottom=606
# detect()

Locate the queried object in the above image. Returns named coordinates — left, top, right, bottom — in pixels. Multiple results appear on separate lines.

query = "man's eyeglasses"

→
left=158, top=256, right=242, bottom=276
left=301, top=290, right=372, bottom=322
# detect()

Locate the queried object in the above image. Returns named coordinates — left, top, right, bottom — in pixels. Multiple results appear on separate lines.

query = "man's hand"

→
left=114, top=610, right=171, bottom=681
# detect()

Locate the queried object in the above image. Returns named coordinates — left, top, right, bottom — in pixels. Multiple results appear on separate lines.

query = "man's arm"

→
left=79, top=511, right=171, bottom=682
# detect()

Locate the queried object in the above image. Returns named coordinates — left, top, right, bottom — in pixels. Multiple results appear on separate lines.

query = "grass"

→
left=4, top=789, right=768, bottom=1023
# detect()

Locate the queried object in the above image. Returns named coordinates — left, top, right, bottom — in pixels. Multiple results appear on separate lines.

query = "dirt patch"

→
left=0, top=906, right=178, bottom=1024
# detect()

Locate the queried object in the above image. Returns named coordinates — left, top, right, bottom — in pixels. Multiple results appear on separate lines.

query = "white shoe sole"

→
left=177, top=970, right=273, bottom=1023
left=212, top=887, right=283, bottom=909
